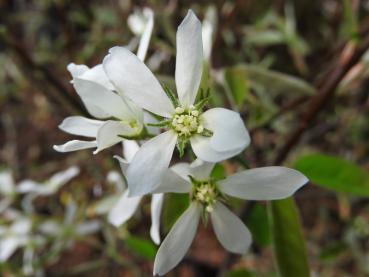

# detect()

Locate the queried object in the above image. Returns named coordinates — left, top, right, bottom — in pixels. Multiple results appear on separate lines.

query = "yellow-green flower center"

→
left=171, top=106, right=203, bottom=137
left=192, top=181, right=218, bottom=213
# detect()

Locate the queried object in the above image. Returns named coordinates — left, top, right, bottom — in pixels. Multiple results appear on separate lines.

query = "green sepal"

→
left=162, top=83, right=179, bottom=108
left=147, top=119, right=171, bottom=127
left=176, top=137, right=188, bottom=157
left=117, top=127, right=153, bottom=140
left=199, top=128, right=213, bottom=137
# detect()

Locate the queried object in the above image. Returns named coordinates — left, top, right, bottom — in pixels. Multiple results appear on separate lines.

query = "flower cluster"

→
left=54, top=8, right=309, bottom=275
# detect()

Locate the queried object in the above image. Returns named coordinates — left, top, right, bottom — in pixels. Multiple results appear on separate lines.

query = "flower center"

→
left=192, top=180, right=218, bottom=213
left=171, top=106, right=203, bottom=137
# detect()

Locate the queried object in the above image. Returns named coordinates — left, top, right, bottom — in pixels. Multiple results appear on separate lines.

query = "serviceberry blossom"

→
left=103, top=10, right=250, bottom=197
left=53, top=8, right=154, bottom=154
left=147, top=160, right=308, bottom=275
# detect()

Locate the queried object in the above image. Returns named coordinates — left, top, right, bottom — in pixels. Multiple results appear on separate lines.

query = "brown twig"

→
left=0, top=28, right=87, bottom=116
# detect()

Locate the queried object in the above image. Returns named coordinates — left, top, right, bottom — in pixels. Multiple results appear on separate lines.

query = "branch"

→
left=0, top=27, right=88, bottom=116
left=274, top=35, right=369, bottom=165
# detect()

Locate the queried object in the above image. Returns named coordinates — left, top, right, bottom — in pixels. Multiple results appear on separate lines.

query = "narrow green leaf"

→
left=124, top=236, right=157, bottom=260
left=294, top=154, right=369, bottom=196
left=229, top=65, right=315, bottom=96
left=245, top=203, right=271, bottom=247
left=163, top=193, right=189, bottom=233
left=224, top=67, right=249, bottom=107
left=268, top=198, right=310, bottom=277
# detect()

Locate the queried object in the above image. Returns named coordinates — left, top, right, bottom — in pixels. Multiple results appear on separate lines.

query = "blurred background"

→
left=1, top=0, right=369, bottom=276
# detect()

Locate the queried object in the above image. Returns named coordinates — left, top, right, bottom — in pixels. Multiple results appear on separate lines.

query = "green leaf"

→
left=245, top=204, right=271, bottom=247
left=230, top=65, right=315, bottom=96
left=224, top=67, right=249, bottom=107
left=124, top=236, right=157, bottom=260
left=211, top=163, right=226, bottom=180
left=163, top=193, right=189, bottom=233
left=294, top=154, right=369, bottom=196
left=268, top=198, right=310, bottom=277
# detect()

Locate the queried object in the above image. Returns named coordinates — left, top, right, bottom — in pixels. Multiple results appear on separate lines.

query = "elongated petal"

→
left=190, top=136, right=244, bottom=162
left=137, top=8, right=154, bottom=61
left=202, top=6, right=217, bottom=61
left=175, top=10, right=203, bottom=107
left=58, top=116, right=104, bottom=137
left=0, top=237, right=19, bottom=261
left=17, top=180, right=44, bottom=194
left=94, top=120, right=142, bottom=154
left=73, top=78, right=140, bottom=120
left=79, top=64, right=115, bottom=91
left=0, top=171, right=15, bottom=195
left=108, top=190, right=142, bottom=227
left=127, top=131, right=177, bottom=197
left=48, top=166, right=79, bottom=188
left=189, top=159, right=215, bottom=180
left=150, top=168, right=191, bottom=194
left=123, top=140, right=140, bottom=163
left=201, top=108, right=250, bottom=152
left=53, top=140, right=97, bottom=152
left=103, top=47, right=174, bottom=117
left=114, top=155, right=129, bottom=176
left=67, top=63, right=89, bottom=79
left=153, top=203, right=200, bottom=276
left=211, top=202, right=252, bottom=254
left=218, top=167, right=308, bottom=200
left=150, top=193, right=164, bottom=245
left=169, top=160, right=214, bottom=181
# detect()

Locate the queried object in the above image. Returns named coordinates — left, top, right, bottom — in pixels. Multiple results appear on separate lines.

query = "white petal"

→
left=211, top=202, right=252, bottom=254
left=94, top=121, right=142, bottom=154
left=67, top=63, right=89, bottom=79
left=0, top=238, right=19, bottom=261
left=169, top=160, right=214, bottom=181
left=144, top=111, right=161, bottom=135
left=78, top=64, right=115, bottom=90
left=150, top=167, right=191, bottom=194
left=114, top=155, right=129, bottom=176
left=153, top=202, right=200, bottom=276
left=108, top=190, right=142, bottom=227
left=103, top=46, right=174, bottom=117
left=218, top=167, right=308, bottom=200
left=189, top=159, right=215, bottom=180
left=58, top=116, right=104, bottom=137
left=123, top=140, right=140, bottom=163
left=127, top=131, right=177, bottom=197
left=0, top=171, right=15, bottom=195
left=48, top=166, right=79, bottom=189
left=17, top=180, right=44, bottom=194
left=137, top=8, right=154, bottom=61
left=150, top=193, right=164, bottom=245
left=202, top=6, right=217, bottom=61
left=73, top=78, right=141, bottom=120
left=107, top=171, right=126, bottom=191
left=201, top=108, right=250, bottom=152
left=53, top=140, right=97, bottom=152
left=175, top=10, right=203, bottom=107
left=190, top=136, right=245, bottom=162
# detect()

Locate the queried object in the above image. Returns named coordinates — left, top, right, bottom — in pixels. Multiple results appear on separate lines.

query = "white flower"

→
left=103, top=10, right=250, bottom=197
left=150, top=160, right=308, bottom=275
left=0, top=218, right=32, bottom=262
left=53, top=8, right=154, bottom=154
left=107, top=140, right=165, bottom=245
left=16, top=166, right=79, bottom=196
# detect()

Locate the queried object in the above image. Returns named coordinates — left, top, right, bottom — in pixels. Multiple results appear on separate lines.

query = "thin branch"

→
left=0, top=28, right=88, bottom=116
